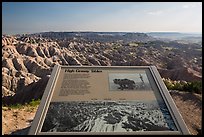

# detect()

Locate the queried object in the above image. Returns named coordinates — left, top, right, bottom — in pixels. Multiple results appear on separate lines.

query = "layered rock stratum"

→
left=2, top=32, right=202, bottom=105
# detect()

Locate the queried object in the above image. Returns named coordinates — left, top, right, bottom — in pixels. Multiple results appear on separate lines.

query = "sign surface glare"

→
left=29, top=65, right=190, bottom=135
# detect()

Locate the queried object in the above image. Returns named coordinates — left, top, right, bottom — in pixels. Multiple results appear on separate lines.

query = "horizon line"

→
left=3, top=31, right=202, bottom=36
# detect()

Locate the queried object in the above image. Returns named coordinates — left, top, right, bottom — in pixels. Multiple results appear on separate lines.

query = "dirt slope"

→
left=170, top=91, right=202, bottom=135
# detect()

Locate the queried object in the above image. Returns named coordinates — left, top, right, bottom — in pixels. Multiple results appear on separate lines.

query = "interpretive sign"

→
left=29, top=65, right=190, bottom=135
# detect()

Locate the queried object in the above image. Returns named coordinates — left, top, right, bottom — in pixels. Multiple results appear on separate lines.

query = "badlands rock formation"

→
left=2, top=33, right=202, bottom=105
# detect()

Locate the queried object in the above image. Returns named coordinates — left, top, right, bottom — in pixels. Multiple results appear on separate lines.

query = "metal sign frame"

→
left=28, top=65, right=190, bottom=135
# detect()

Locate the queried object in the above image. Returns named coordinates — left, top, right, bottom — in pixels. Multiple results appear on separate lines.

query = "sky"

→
left=2, top=2, right=202, bottom=35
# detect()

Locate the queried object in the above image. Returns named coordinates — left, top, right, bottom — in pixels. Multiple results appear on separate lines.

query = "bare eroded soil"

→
left=170, top=91, right=202, bottom=135
left=2, top=106, right=37, bottom=135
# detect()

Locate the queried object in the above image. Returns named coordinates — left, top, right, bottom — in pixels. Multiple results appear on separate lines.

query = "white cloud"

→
left=182, top=3, right=201, bottom=9
left=147, top=10, right=163, bottom=15
left=182, top=5, right=190, bottom=8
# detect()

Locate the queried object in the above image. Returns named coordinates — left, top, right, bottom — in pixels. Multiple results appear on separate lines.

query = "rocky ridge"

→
left=2, top=33, right=202, bottom=105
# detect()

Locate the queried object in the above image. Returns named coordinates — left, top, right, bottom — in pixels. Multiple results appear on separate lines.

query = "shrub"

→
left=163, top=79, right=202, bottom=94
left=172, top=82, right=184, bottom=91
left=163, top=79, right=174, bottom=90
left=183, top=81, right=202, bottom=94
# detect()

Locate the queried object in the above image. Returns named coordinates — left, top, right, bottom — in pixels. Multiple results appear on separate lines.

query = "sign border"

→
left=28, top=65, right=190, bottom=135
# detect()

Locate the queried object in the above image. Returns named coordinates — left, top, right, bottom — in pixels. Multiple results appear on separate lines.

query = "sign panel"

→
left=29, top=65, right=190, bottom=135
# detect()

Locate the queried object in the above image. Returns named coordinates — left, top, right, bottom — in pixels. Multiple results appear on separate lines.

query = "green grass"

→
left=9, top=103, right=23, bottom=109
left=3, top=99, right=41, bottom=109
left=27, top=99, right=41, bottom=107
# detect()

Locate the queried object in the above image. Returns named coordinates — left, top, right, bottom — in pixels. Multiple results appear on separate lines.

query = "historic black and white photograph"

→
left=109, top=73, right=152, bottom=91
left=41, top=101, right=177, bottom=132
